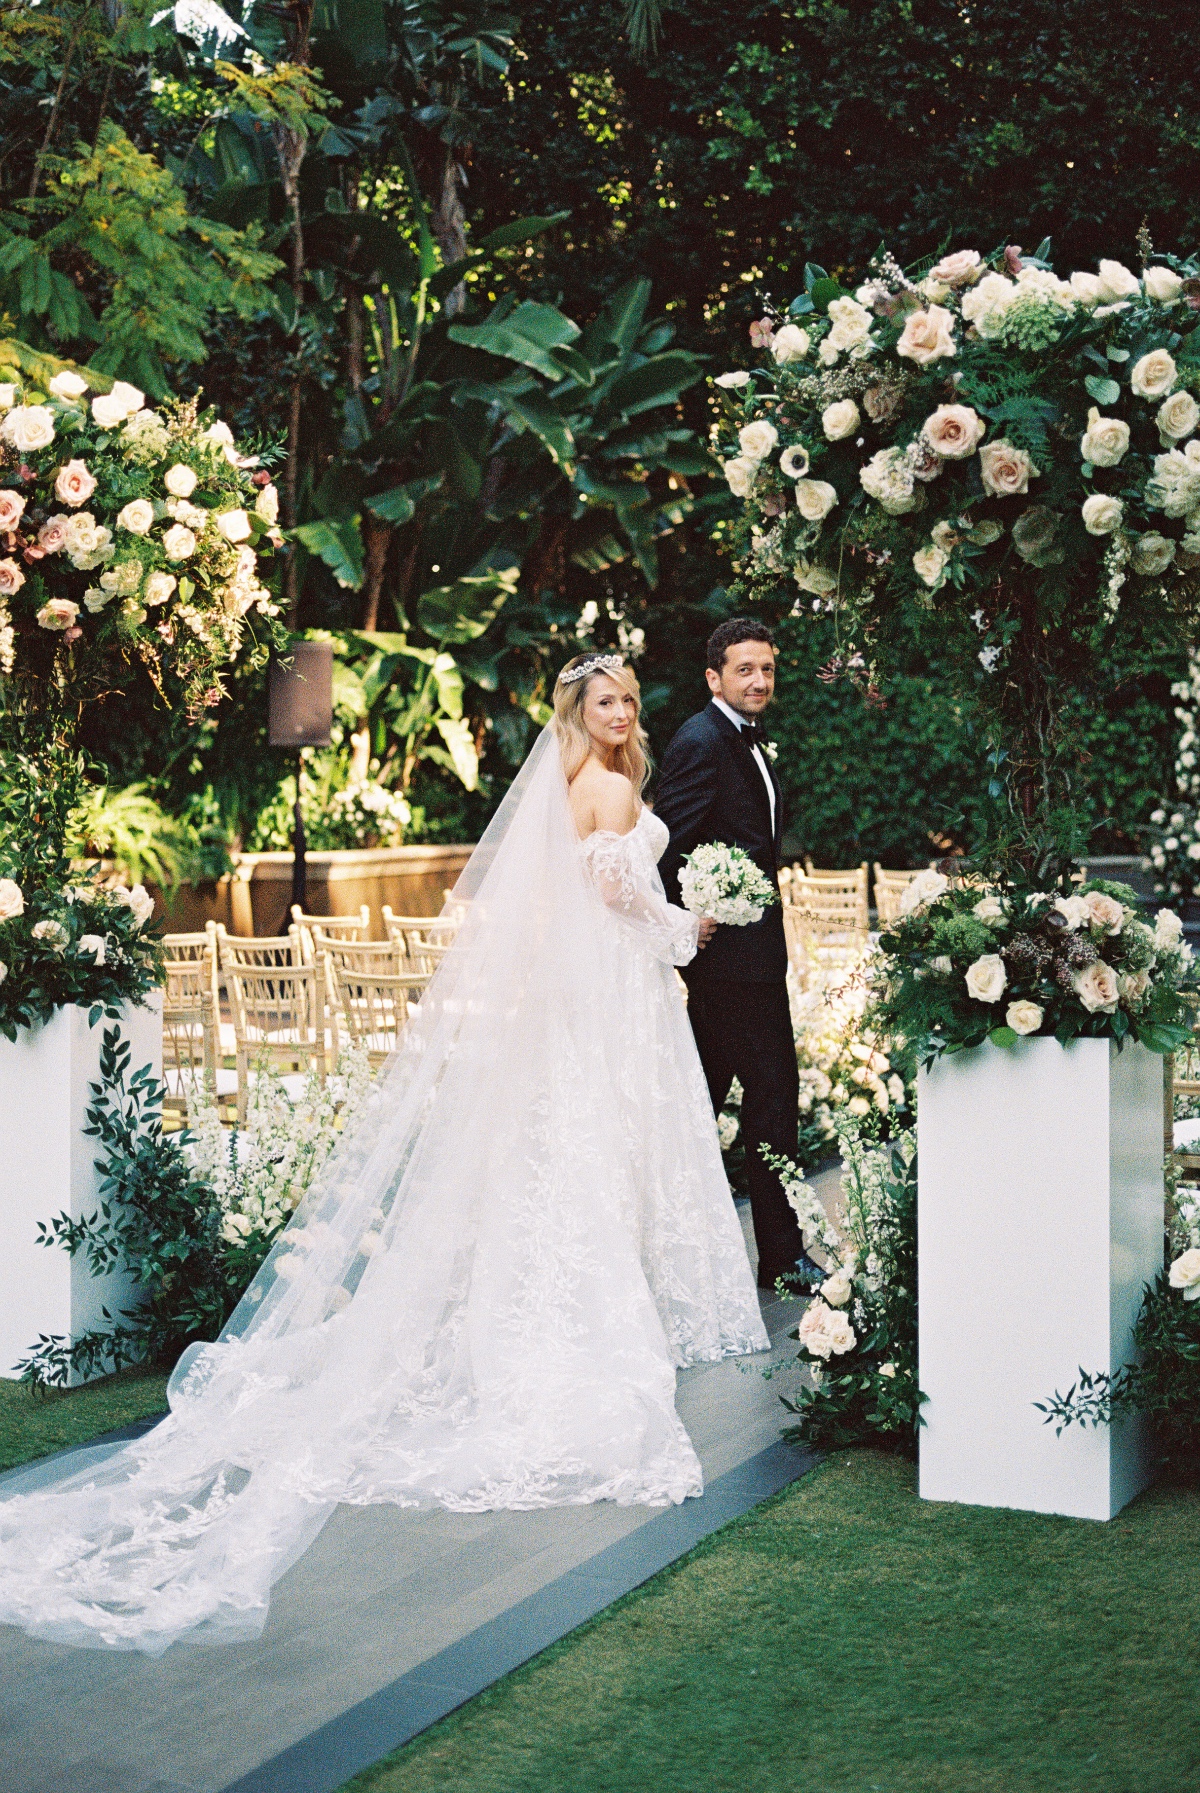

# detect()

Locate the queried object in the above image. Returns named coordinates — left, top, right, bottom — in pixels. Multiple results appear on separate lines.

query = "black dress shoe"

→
left=758, top=1253, right=825, bottom=1293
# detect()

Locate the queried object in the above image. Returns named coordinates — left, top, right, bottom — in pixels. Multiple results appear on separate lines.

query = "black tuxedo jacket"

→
left=653, top=701, right=787, bottom=986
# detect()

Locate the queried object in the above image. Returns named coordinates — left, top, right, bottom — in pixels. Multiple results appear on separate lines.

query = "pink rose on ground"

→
left=929, top=250, right=982, bottom=286
left=979, top=439, right=1038, bottom=496
left=896, top=305, right=957, bottom=365
left=1082, top=891, right=1125, bottom=935
left=1073, top=961, right=1120, bottom=1013
left=0, top=490, right=25, bottom=533
left=54, top=459, right=96, bottom=507
left=36, top=597, right=79, bottom=631
left=923, top=404, right=986, bottom=459
left=37, top=515, right=69, bottom=554
left=0, top=558, right=24, bottom=595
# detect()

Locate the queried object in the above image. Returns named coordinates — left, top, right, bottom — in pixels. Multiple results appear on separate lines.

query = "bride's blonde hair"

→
left=552, top=654, right=650, bottom=793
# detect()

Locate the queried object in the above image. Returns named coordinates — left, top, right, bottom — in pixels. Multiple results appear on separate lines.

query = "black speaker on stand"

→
left=268, top=640, right=334, bottom=926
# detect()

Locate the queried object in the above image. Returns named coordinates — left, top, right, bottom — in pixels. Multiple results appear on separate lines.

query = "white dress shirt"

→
left=712, top=697, right=775, bottom=834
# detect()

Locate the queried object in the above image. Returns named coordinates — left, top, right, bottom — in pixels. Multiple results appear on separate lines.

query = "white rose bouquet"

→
left=0, top=372, right=281, bottom=716
left=679, top=841, right=779, bottom=926
left=716, top=241, right=1200, bottom=848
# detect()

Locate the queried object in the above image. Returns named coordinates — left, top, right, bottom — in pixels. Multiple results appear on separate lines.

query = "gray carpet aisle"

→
left=0, top=1185, right=833, bottom=1793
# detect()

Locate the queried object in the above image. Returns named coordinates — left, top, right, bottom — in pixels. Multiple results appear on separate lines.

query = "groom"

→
left=655, top=619, right=819, bottom=1291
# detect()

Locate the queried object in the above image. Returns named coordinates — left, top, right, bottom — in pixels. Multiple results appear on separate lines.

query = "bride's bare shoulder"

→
left=570, top=763, right=639, bottom=838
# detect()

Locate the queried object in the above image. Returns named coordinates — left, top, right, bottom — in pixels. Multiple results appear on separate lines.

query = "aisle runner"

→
left=0, top=1194, right=827, bottom=1793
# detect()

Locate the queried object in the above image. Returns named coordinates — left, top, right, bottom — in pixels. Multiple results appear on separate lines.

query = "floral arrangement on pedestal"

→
left=766, top=1121, right=922, bottom=1455
left=0, top=372, right=279, bottom=716
left=875, top=869, right=1193, bottom=1062
left=1146, top=648, right=1200, bottom=900
left=717, top=239, right=1200, bottom=854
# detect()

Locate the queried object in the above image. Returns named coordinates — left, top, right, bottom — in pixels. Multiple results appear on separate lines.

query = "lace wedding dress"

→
left=0, top=728, right=767, bottom=1654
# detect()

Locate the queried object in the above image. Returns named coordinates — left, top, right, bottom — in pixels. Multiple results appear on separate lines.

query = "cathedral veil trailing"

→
left=0, top=726, right=766, bottom=1654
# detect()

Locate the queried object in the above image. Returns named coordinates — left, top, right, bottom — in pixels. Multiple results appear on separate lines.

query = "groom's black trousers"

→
left=684, top=977, right=805, bottom=1287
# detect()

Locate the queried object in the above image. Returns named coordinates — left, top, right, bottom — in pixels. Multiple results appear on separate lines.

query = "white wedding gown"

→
left=0, top=727, right=766, bottom=1654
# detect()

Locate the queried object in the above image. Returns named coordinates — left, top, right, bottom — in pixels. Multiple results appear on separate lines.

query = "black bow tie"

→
left=741, top=719, right=769, bottom=748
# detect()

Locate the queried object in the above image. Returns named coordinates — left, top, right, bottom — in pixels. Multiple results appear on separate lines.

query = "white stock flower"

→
left=1096, top=260, right=1141, bottom=302
left=1081, top=493, right=1123, bottom=535
left=819, top=296, right=874, bottom=363
left=48, top=370, right=88, bottom=400
left=795, top=479, right=838, bottom=522
left=898, top=867, right=949, bottom=914
left=821, top=399, right=860, bottom=441
left=1073, top=960, right=1120, bottom=1013
left=715, top=370, right=751, bottom=388
left=1006, top=1000, right=1043, bottom=1035
left=923, top=404, right=985, bottom=458
left=0, top=879, right=24, bottom=919
left=723, top=455, right=759, bottom=498
left=896, top=304, right=956, bottom=365
left=771, top=325, right=810, bottom=364
left=1130, top=349, right=1177, bottom=400
left=163, top=523, right=197, bottom=560
left=779, top=445, right=811, bottom=479
left=1168, top=1247, right=1200, bottom=1300
left=1144, top=266, right=1184, bottom=302
left=1080, top=407, right=1129, bottom=467
left=117, top=499, right=155, bottom=536
left=164, top=463, right=199, bottom=498
left=1, top=404, right=55, bottom=453
left=912, top=542, right=949, bottom=587
left=965, top=954, right=1007, bottom=1003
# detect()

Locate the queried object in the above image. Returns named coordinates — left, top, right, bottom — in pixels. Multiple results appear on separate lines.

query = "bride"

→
left=0, top=654, right=768, bottom=1655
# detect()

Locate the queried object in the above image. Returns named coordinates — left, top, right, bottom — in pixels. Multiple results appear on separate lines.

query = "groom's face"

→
left=706, top=640, right=776, bottom=717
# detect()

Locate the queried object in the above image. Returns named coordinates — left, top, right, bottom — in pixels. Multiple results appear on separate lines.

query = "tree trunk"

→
left=431, top=146, right=470, bottom=318
left=360, top=513, right=393, bottom=631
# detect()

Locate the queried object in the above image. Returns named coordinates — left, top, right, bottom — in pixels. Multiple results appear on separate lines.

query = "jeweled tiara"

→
left=558, top=654, right=624, bottom=686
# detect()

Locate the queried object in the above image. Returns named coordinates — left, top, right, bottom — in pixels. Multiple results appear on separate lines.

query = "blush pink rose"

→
left=37, top=515, right=69, bottom=554
left=979, top=439, right=1038, bottom=497
left=54, top=459, right=96, bottom=507
left=896, top=305, right=957, bottom=365
left=0, top=558, right=25, bottom=595
left=0, top=490, right=25, bottom=533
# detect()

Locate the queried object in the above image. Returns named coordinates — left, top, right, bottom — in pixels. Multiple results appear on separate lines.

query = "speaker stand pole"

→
left=290, top=750, right=307, bottom=918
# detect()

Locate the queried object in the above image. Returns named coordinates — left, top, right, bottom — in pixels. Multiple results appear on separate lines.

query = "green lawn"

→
left=344, top=1451, right=1200, bottom=1793
left=0, top=1369, right=168, bottom=1473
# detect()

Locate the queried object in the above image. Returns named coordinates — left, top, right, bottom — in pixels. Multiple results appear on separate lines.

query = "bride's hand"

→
left=697, top=917, right=718, bottom=948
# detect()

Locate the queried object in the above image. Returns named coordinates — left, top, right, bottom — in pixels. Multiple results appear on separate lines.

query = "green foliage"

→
left=65, top=782, right=190, bottom=888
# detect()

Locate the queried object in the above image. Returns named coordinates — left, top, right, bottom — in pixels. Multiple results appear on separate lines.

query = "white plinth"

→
left=918, top=1036, right=1163, bottom=1520
left=0, top=996, right=162, bottom=1382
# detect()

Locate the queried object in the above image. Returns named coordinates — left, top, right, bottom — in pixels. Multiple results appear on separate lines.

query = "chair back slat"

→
left=381, top=907, right=459, bottom=973
left=325, top=954, right=430, bottom=1069
left=291, top=904, right=371, bottom=964
left=873, top=865, right=932, bottom=925
left=312, top=928, right=405, bottom=975
left=219, top=927, right=306, bottom=972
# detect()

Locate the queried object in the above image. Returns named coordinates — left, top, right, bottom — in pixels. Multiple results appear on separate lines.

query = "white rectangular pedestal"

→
left=918, top=1036, right=1163, bottom=1520
left=0, top=996, right=162, bottom=1382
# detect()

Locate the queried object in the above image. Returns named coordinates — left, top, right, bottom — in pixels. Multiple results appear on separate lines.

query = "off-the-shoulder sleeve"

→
left=581, top=829, right=700, bottom=967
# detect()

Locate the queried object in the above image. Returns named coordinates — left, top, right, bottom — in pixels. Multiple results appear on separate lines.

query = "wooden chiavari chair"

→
left=381, top=907, right=458, bottom=974
left=324, top=954, right=431, bottom=1070
left=290, top=903, right=371, bottom=965
left=224, top=957, right=335, bottom=1126
left=873, top=866, right=931, bottom=926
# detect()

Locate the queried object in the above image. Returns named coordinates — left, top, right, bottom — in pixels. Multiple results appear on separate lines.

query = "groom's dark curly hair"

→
left=706, top=616, right=775, bottom=672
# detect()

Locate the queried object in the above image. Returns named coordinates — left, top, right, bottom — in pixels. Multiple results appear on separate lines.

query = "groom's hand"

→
left=697, top=917, right=718, bottom=948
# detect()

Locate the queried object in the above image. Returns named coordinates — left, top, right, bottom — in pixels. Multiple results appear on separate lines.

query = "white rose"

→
left=1168, top=1247, right=1200, bottom=1300
left=216, top=508, right=252, bottom=544
left=965, top=953, right=1007, bottom=1003
left=979, top=439, right=1037, bottom=497
left=126, top=883, right=154, bottom=927
left=715, top=371, right=751, bottom=388
left=1157, top=390, right=1199, bottom=443
left=31, top=918, right=68, bottom=953
left=793, top=560, right=838, bottom=596
left=1054, top=894, right=1091, bottom=930
left=821, top=1271, right=853, bottom=1308
left=794, top=479, right=838, bottom=522
left=1120, top=970, right=1150, bottom=1006
left=117, top=499, right=155, bottom=535
left=898, top=867, right=949, bottom=914
left=1096, top=259, right=1142, bottom=302
left=144, top=571, right=177, bottom=606
left=1006, top=1000, right=1043, bottom=1035
left=923, top=404, right=985, bottom=459
left=738, top=420, right=779, bottom=462
left=973, top=894, right=1006, bottom=923
left=1155, top=908, right=1184, bottom=945
left=779, top=445, right=811, bottom=479
left=254, top=483, right=279, bottom=525
left=1144, top=266, right=1184, bottom=303
left=37, top=598, right=79, bottom=631
left=163, top=524, right=197, bottom=561
left=896, top=304, right=957, bottom=366
left=0, top=879, right=24, bottom=920
left=1081, top=493, right=1123, bottom=535
left=821, top=399, right=860, bottom=441
left=0, top=404, right=55, bottom=453
left=48, top=370, right=89, bottom=400
left=1132, top=532, right=1175, bottom=576
left=912, top=542, right=949, bottom=587
left=723, top=455, right=759, bottom=498
left=91, top=393, right=131, bottom=429
left=0, top=384, right=16, bottom=410
left=1130, top=349, right=1177, bottom=400
left=879, top=1361, right=898, bottom=1380
left=76, top=933, right=107, bottom=966
left=929, top=249, right=982, bottom=286
left=771, top=325, right=810, bottom=365
left=1068, top=271, right=1103, bottom=306
left=164, top=463, right=198, bottom=499
left=108, top=380, right=144, bottom=416
left=961, top=273, right=1015, bottom=326
left=1082, top=890, right=1125, bottom=935
left=1080, top=407, right=1129, bottom=467
left=1073, top=960, right=1120, bottom=1013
